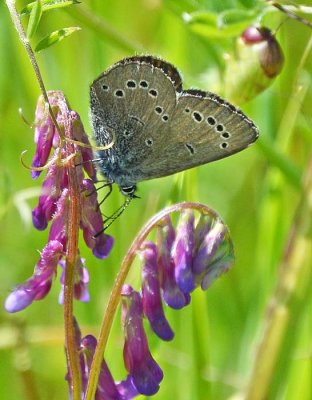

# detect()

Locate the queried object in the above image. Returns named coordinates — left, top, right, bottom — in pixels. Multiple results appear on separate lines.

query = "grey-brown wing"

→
left=135, top=90, right=258, bottom=181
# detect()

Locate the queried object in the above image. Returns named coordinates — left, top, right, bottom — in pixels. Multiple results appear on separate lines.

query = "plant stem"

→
left=62, top=105, right=82, bottom=400
left=5, top=0, right=63, bottom=140
left=5, top=3, right=82, bottom=397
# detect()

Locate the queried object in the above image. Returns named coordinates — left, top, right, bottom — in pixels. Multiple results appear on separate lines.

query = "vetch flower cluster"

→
left=83, top=206, right=234, bottom=398
left=133, top=208, right=234, bottom=344
left=5, top=91, right=113, bottom=313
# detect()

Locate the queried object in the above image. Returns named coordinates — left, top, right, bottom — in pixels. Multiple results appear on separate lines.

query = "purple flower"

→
left=139, top=241, right=174, bottom=341
left=121, top=285, right=163, bottom=396
left=5, top=240, right=63, bottom=312
left=32, top=156, right=67, bottom=230
left=58, top=257, right=90, bottom=303
left=192, top=220, right=227, bottom=275
left=31, top=95, right=57, bottom=179
left=157, top=218, right=190, bottom=309
left=66, top=320, right=139, bottom=400
left=81, top=335, right=124, bottom=400
left=171, top=210, right=195, bottom=294
left=80, top=179, right=114, bottom=259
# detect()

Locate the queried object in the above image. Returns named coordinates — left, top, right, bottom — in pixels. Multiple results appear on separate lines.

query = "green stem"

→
left=85, top=202, right=223, bottom=400
left=5, top=0, right=64, bottom=140
left=5, top=3, right=82, bottom=397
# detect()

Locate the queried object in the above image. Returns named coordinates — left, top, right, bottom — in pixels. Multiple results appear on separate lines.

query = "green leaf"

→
left=27, top=0, right=42, bottom=38
left=34, top=27, right=81, bottom=52
left=184, top=9, right=257, bottom=39
left=21, top=0, right=80, bottom=17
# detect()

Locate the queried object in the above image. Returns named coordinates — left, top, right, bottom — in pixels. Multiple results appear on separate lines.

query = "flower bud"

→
left=224, top=26, right=284, bottom=103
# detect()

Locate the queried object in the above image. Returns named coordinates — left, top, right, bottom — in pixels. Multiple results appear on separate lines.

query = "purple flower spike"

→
left=139, top=241, right=174, bottom=341
left=5, top=240, right=63, bottom=312
left=81, top=179, right=114, bottom=259
left=157, top=218, right=190, bottom=309
left=171, top=211, right=195, bottom=294
left=192, top=221, right=227, bottom=275
left=121, top=285, right=163, bottom=396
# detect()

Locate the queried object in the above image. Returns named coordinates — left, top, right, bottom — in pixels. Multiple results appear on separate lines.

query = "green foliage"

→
left=35, top=26, right=81, bottom=51
left=1, top=0, right=312, bottom=399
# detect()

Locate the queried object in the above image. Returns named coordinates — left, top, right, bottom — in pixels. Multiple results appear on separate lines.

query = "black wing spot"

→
left=114, top=89, right=125, bottom=97
left=155, top=106, right=163, bottom=114
left=207, top=116, right=216, bottom=125
left=149, top=89, right=158, bottom=97
left=185, top=143, right=195, bottom=154
left=126, top=80, right=136, bottom=88
left=192, top=111, right=203, bottom=122
left=140, top=80, right=149, bottom=88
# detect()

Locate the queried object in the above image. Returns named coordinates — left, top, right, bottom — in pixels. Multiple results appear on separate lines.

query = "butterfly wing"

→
left=137, top=89, right=259, bottom=180
left=90, top=57, right=181, bottom=186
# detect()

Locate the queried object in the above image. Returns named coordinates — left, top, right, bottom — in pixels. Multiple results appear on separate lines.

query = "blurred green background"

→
left=1, top=0, right=312, bottom=399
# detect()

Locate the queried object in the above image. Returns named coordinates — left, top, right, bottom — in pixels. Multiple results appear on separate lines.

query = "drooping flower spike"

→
left=87, top=202, right=234, bottom=398
left=133, top=204, right=234, bottom=341
left=5, top=91, right=113, bottom=313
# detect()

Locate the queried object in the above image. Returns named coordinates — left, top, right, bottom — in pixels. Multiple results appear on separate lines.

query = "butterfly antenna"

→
left=93, top=195, right=133, bottom=237
left=97, top=183, right=113, bottom=207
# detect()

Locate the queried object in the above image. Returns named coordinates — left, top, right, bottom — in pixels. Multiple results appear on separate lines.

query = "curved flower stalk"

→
left=85, top=203, right=234, bottom=399
left=5, top=91, right=113, bottom=313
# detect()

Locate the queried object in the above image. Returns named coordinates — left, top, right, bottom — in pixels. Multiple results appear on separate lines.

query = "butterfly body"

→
left=90, top=56, right=258, bottom=195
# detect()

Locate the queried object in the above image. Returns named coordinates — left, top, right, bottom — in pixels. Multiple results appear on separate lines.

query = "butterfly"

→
left=90, top=55, right=258, bottom=198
